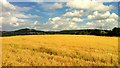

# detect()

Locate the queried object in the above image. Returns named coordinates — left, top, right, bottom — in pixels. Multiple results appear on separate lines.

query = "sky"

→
left=0, top=0, right=120, bottom=31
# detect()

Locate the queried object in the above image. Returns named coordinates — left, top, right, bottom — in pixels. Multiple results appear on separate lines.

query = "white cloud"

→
left=0, top=17, right=3, bottom=23
left=63, top=10, right=83, bottom=17
left=0, top=0, right=119, bottom=31
left=33, top=21, right=38, bottom=25
left=109, top=13, right=118, bottom=19
left=49, top=16, right=83, bottom=23
left=86, top=10, right=118, bottom=29
left=72, top=18, right=83, bottom=22
left=0, top=0, right=40, bottom=31
left=66, top=1, right=113, bottom=11
left=86, top=22, right=94, bottom=26
left=1, top=11, right=40, bottom=19
left=28, top=21, right=39, bottom=29
left=49, top=17, right=61, bottom=21
left=88, top=11, right=118, bottom=21
left=18, top=7, right=32, bottom=11
left=26, top=14, right=40, bottom=18
left=42, top=3, right=63, bottom=10
left=1, top=16, right=31, bottom=27
left=0, top=0, right=32, bottom=12
left=38, top=17, right=81, bottom=31
left=85, top=18, right=118, bottom=29
left=43, top=21, right=79, bottom=31
left=41, top=10, right=84, bottom=30
left=88, top=11, right=111, bottom=20
left=0, top=0, right=16, bottom=11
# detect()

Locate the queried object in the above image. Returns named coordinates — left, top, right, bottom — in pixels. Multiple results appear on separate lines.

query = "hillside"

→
left=1, top=27, right=120, bottom=36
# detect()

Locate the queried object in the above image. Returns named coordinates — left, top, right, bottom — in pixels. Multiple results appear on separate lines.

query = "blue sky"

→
left=11, top=2, right=68, bottom=22
left=1, top=0, right=119, bottom=31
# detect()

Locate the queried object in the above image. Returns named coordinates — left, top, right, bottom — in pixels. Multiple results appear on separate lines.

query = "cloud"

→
left=63, top=10, right=83, bottom=17
left=42, top=21, right=79, bottom=31
left=38, top=16, right=84, bottom=31
left=1, top=0, right=119, bottom=31
left=1, top=16, right=31, bottom=26
left=85, top=18, right=118, bottom=30
left=25, top=14, right=40, bottom=18
left=25, top=19, right=78, bottom=31
left=66, top=1, right=113, bottom=11
left=1, top=11, right=40, bottom=19
left=36, top=9, right=84, bottom=31
left=72, top=18, right=83, bottom=22
left=17, top=7, right=32, bottom=11
left=0, top=0, right=16, bottom=11
left=33, top=21, right=38, bottom=25
left=86, top=10, right=118, bottom=29
left=49, top=16, right=83, bottom=23
left=49, top=17, right=61, bottom=21
left=28, top=21, right=38, bottom=29
left=87, top=11, right=118, bottom=20
left=88, top=11, right=110, bottom=20
left=0, top=0, right=40, bottom=31
left=109, top=13, right=118, bottom=19
left=42, top=3, right=63, bottom=10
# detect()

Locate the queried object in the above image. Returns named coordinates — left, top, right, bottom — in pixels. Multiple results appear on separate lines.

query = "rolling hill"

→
left=0, top=27, right=120, bottom=36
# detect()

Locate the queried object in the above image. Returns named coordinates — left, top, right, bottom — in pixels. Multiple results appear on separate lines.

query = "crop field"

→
left=1, top=35, right=118, bottom=66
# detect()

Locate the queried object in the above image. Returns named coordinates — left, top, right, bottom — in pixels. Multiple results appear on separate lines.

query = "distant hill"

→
left=0, top=27, right=120, bottom=37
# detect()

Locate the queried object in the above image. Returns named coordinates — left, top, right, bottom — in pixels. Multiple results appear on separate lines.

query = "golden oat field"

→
left=1, top=35, right=118, bottom=66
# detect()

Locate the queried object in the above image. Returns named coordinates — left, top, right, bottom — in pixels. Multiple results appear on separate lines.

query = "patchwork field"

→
left=1, top=35, right=118, bottom=66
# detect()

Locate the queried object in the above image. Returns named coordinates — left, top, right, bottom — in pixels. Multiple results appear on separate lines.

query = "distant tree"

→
left=112, top=27, right=120, bottom=36
left=1, top=27, right=120, bottom=37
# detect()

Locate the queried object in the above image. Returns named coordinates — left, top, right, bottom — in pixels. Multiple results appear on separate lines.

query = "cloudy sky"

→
left=0, top=0, right=120, bottom=31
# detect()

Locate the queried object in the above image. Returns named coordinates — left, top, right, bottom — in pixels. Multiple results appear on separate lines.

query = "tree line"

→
left=0, top=27, right=120, bottom=37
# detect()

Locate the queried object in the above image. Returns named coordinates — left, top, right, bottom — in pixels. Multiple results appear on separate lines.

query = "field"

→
left=1, top=35, right=118, bottom=66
